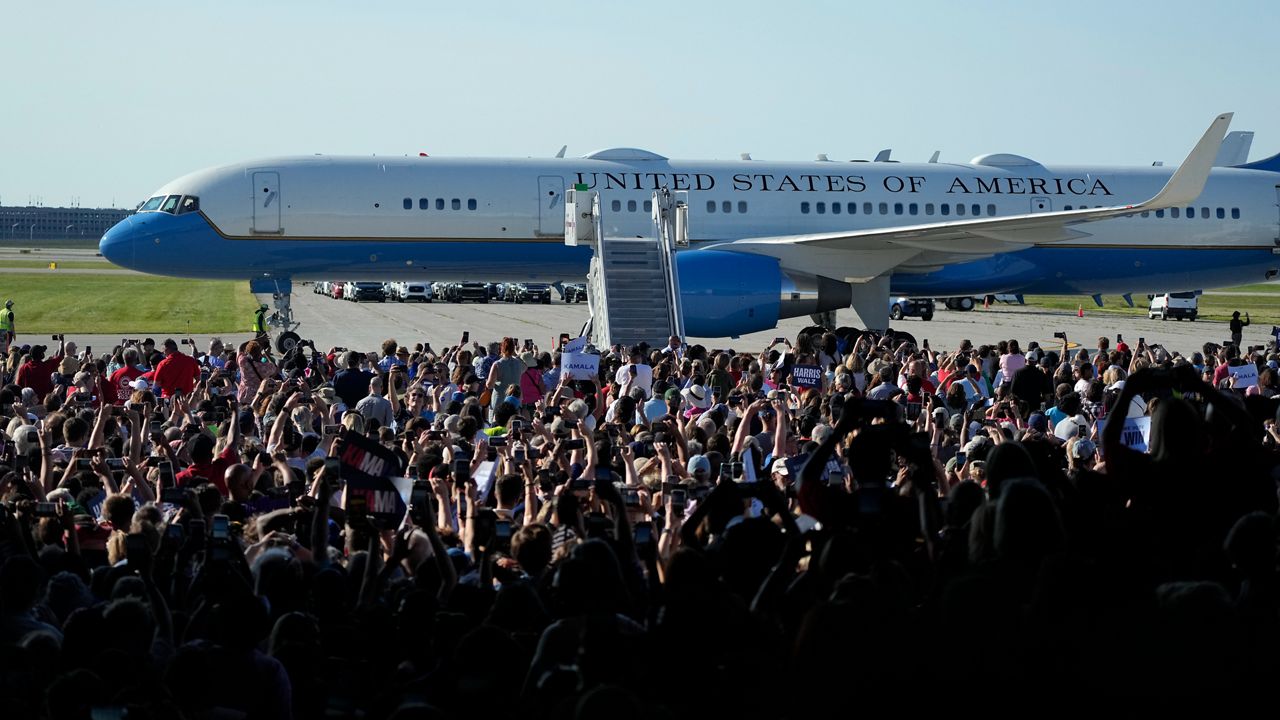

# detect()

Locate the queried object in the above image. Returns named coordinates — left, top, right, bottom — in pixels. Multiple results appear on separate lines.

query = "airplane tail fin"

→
left=1236, top=151, right=1280, bottom=173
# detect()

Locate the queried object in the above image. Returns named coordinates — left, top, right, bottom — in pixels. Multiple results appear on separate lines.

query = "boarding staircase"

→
left=566, top=187, right=687, bottom=349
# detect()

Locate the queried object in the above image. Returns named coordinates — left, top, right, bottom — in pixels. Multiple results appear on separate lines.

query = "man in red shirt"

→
left=14, top=339, right=65, bottom=401
left=108, top=348, right=147, bottom=405
left=152, top=339, right=200, bottom=398
left=176, top=408, right=242, bottom=496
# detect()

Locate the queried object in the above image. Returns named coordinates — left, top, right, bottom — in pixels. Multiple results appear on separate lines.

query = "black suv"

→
left=450, top=282, right=489, bottom=303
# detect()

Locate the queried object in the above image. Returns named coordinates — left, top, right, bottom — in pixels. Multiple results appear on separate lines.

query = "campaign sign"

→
left=1229, top=363, right=1259, bottom=389
left=564, top=351, right=600, bottom=380
left=338, top=431, right=409, bottom=526
left=564, top=336, right=589, bottom=353
left=792, top=364, right=823, bottom=389
left=1098, top=416, right=1151, bottom=453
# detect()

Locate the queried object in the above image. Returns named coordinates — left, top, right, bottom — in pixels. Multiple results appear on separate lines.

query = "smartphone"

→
left=51, top=334, right=60, bottom=341
left=669, top=488, right=687, bottom=514
left=1139, top=337, right=1145, bottom=346
left=1116, top=334, right=1123, bottom=343
left=150, top=420, right=162, bottom=436
left=953, top=451, right=967, bottom=467
left=461, top=331, right=470, bottom=344
left=719, top=463, right=733, bottom=482
left=407, top=464, right=419, bottom=480
left=410, top=482, right=433, bottom=525
left=623, top=487, right=641, bottom=508
left=562, top=417, right=579, bottom=429
left=570, top=477, right=592, bottom=492
left=106, top=457, right=125, bottom=471
left=922, top=339, right=930, bottom=349
left=489, top=435, right=507, bottom=447
left=125, top=533, right=148, bottom=565
left=324, top=457, right=341, bottom=477
left=453, top=458, right=470, bottom=486
left=494, top=519, right=513, bottom=543
left=773, top=337, right=786, bottom=345
left=158, top=461, right=175, bottom=489
left=74, top=391, right=91, bottom=403
left=513, top=446, right=526, bottom=462
left=188, top=518, right=205, bottom=540
left=563, top=438, right=585, bottom=450
left=209, top=514, right=230, bottom=541
left=524, top=339, right=532, bottom=351
left=1053, top=332, right=1067, bottom=340
left=76, top=458, right=92, bottom=472
left=322, top=424, right=341, bottom=436
left=161, top=487, right=186, bottom=504
left=26, top=430, right=38, bottom=444
left=35, top=501, right=58, bottom=518
left=634, top=522, right=654, bottom=545
left=165, top=523, right=185, bottom=543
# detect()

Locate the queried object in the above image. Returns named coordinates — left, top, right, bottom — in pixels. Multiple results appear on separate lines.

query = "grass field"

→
left=2, top=273, right=256, bottom=334
left=0, top=259, right=113, bottom=270
left=1021, top=292, right=1280, bottom=326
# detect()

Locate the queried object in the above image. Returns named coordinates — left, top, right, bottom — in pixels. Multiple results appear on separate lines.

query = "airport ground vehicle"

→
left=1148, top=291, right=1198, bottom=320
left=395, top=282, right=432, bottom=302
left=564, top=283, right=588, bottom=303
left=889, top=297, right=934, bottom=321
left=506, top=282, right=553, bottom=304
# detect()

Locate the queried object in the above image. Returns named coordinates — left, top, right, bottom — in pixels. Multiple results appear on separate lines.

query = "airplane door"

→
left=252, top=171, right=281, bottom=234
left=1030, top=196, right=1052, bottom=213
left=537, top=176, right=564, bottom=236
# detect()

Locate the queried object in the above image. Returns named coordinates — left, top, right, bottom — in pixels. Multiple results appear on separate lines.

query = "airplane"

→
left=99, top=112, right=1280, bottom=346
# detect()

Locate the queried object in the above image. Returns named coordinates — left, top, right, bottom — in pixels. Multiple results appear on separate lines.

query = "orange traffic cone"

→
left=1077, top=304, right=1084, bottom=318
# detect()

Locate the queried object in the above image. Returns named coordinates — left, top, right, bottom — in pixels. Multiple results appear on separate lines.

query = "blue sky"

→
left=2, top=0, right=1276, bottom=208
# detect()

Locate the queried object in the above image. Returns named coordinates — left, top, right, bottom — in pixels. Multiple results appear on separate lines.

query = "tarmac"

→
left=29, top=283, right=1279, bottom=360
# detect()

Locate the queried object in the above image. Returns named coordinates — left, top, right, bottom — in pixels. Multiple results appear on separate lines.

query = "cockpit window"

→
left=139, top=196, right=164, bottom=212
left=159, top=195, right=182, bottom=214
left=177, top=196, right=200, bottom=215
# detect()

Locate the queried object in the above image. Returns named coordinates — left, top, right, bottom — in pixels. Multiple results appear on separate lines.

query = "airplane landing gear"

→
left=848, top=275, right=891, bottom=332
left=250, top=277, right=302, bottom=354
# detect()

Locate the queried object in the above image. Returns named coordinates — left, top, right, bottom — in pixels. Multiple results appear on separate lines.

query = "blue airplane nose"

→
left=99, top=216, right=136, bottom=268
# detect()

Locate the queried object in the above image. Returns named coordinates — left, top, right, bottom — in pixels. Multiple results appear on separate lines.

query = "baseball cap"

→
left=1028, top=412, right=1048, bottom=432
left=687, top=454, right=711, bottom=476
left=770, top=458, right=790, bottom=475
left=1071, top=438, right=1097, bottom=459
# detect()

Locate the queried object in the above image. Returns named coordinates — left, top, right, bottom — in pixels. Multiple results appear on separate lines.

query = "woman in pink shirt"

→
left=238, top=340, right=279, bottom=403
left=999, top=339, right=1027, bottom=378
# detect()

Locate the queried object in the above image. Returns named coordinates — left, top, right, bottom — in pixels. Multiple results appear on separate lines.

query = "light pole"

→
left=65, top=224, right=76, bottom=238
left=9, top=222, right=19, bottom=241
left=29, top=223, right=35, bottom=242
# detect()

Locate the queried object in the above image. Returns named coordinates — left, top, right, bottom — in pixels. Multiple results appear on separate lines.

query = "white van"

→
left=1148, top=292, right=1198, bottom=321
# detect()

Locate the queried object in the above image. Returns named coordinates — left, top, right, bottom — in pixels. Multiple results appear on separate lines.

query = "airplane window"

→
left=1156, top=209, right=1164, bottom=218
left=738, top=201, right=747, bottom=213
left=468, top=199, right=477, bottom=211
left=908, top=203, right=918, bottom=215
left=986, top=204, right=996, bottom=216
left=924, top=203, right=933, bottom=216
left=940, top=204, right=950, bottom=216
left=419, top=198, right=429, bottom=210
left=1200, top=207, right=1209, bottom=219
left=863, top=202, right=872, bottom=215
left=436, top=199, right=445, bottom=210
left=160, top=195, right=181, bottom=214
left=722, top=201, right=731, bottom=214
left=956, top=204, right=965, bottom=216
left=893, top=203, right=903, bottom=215
left=177, top=196, right=200, bottom=215
left=707, top=201, right=717, bottom=213
left=1231, top=208, right=1240, bottom=219
left=629, top=200, right=638, bottom=212
left=140, top=196, right=165, bottom=212
left=1171, top=208, right=1179, bottom=218
left=451, top=199, right=461, bottom=210
left=848, top=202, right=857, bottom=215
left=403, top=198, right=412, bottom=210
left=1216, top=208, right=1225, bottom=219
left=878, top=202, right=888, bottom=215
left=644, top=200, right=652, bottom=212
left=1064, top=205, right=1072, bottom=211
left=1141, top=211, right=1149, bottom=218
left=801, top=202, right=810, bottom=214
left=613, top=200, right=623, bottom=212
left=1186, top=207, right=1194, bottom=219
left=832, top=202, right=841, bottom=215
left=972, top=204, right=981, bottom=216
left=817, top=202, right=826, bottom=214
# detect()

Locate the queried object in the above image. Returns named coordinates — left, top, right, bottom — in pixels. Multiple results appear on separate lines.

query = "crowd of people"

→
left=1, top=323, right=1280, bottom=716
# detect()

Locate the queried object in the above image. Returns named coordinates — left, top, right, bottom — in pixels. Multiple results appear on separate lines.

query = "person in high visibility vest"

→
left=0, top=300, right=14, bottom=347
left=253, top=303, right=269, bottom=339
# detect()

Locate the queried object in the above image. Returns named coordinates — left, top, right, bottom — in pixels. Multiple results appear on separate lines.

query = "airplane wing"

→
left=706, top=113, right=1232, bottom=271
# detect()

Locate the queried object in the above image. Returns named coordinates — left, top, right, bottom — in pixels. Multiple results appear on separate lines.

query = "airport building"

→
left=0, top=205, right=131, bottom=242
